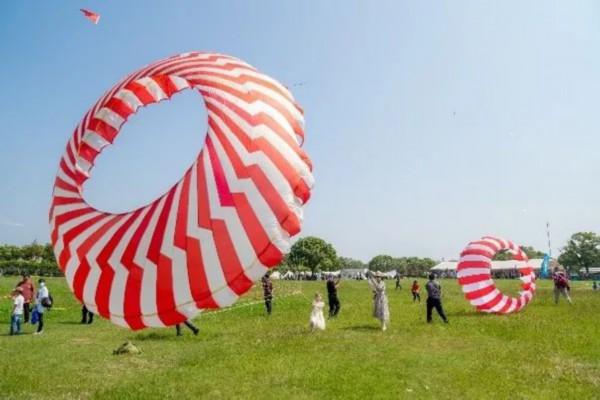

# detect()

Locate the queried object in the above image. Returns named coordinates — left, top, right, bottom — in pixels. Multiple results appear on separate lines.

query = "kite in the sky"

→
left=457, top=236, right=536, bottom=314
left=80, top=9, right=100, bottom=25
left=49, top=52, right=313, bottom=330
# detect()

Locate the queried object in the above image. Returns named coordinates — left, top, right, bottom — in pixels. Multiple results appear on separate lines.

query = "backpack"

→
left=41, top=294, right=53, bottom=308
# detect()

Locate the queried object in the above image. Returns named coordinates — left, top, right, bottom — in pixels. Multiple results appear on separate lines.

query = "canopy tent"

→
left=431, top=259, right=545, bottom=272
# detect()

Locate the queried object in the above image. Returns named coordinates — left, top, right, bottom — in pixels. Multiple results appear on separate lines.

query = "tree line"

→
left=279, top=232, right=600, bottom=277
left=1, top=231, right=598, bottom=277
left=0, top=241, right=62, bottom=276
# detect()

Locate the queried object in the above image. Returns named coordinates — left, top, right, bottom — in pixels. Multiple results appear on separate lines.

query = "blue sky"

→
left=1, top=1, right=599, bottom=261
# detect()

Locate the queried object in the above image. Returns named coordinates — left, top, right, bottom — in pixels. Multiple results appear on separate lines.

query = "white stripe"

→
left=82, top=216, right=129, bottom=315
left=136, top=195, right=168, bottom=328
left=159, top=180, right=200, bottom=319
left=94, top=107, right=125, bottom=131
left=108, top=209, right=149, bottom=328
left=456, top=267, right=490, bottom=278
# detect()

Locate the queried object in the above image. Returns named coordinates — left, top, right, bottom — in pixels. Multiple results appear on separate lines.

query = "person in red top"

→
left=411, top=280, right=421, bottom=303
left=16, top=274, right=35, bottom=323
left=552, top=267, right=572, bottom=304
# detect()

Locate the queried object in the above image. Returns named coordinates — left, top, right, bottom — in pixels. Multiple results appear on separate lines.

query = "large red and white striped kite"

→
left=50, top=52, right=313, bottom=330
left=457, top=236, right=536, bottom=314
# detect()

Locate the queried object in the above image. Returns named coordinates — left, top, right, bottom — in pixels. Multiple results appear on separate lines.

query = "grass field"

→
left=0, top=277, right=598, bottom=399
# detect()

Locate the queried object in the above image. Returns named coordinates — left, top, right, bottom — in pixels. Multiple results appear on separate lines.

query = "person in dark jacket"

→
left=81, top=305, right=94, bottom=324
left=176, top=320, right=199, bottom=336
left=425, top=274, right=448, bottom=323
left=262, top=272, right=274, bottom=315
left=326, top=275, right=341, bottom=318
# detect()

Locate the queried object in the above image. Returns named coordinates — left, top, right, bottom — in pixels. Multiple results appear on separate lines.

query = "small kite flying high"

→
left=80, top=9, right=100, bottom=25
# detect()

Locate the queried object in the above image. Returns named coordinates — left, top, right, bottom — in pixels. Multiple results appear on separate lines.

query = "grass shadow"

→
left=343, top=324, right=381, bottom=332
left=447, top=310, right=494, bottom=318
left=57, top=321, right=86, bottom=325
left=131, top=331, right=174, bottom=341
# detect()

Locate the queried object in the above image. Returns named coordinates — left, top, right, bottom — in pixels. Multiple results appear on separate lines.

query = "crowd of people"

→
left=261, top=267, right=581, bottom=333
left=9, top=274, right=51, bottom=335
left=6, top=267, right=586, bottom=336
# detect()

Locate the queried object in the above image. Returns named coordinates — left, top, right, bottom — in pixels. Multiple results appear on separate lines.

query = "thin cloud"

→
left=0, top=220, right=25, bottom=228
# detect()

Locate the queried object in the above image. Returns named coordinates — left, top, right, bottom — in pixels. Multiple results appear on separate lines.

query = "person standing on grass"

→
left=552, top=268, right=572, bottom=304
left=326, top=275, right=341, bottom=318
left=16, top=274, right=34, bottom=323
left=34, top=279, right=51, bottom=335
left=10, top=287, right=25, bottom=335
left=261, top=272, right=273, bottom=315
left=81, top=305, right=94, bottom=324
left=425, top=273, right=448, bottom=324
left=395, top=273, right=402, bottom=290
left=175, top=320, right=199, bottom=336
left=411, top=280, right=421, bottom=303
left=368, top=271, right=390, bottom=331
left=309, top=293, right=326, bottom=331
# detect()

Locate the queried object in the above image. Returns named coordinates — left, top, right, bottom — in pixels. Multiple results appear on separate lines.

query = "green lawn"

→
left=0, top=277, right=598, bottom=399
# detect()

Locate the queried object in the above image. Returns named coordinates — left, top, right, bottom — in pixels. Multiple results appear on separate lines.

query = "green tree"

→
left=368, top=255, right=396, bottom=272
left=558, top=232, right=600, bottom=274
left=287, top=236, right=339, bottom=273
left=493, top=245, right=545, bottom=261
left=338, top=257, right=365, bottom=269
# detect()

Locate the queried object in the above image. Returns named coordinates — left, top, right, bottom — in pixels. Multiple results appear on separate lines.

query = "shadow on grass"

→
left=446, top=310, right=494, bottom=318
left=57, top=321, right=86, bottom=325
left=343, top=324, right=381, bottom=332
left=130, top=331, right=174, bottom=341
left=0, top=332, right=33, bottom=337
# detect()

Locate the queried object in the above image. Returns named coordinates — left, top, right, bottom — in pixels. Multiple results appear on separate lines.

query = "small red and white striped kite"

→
left=80, top=9, right=100, bottom=25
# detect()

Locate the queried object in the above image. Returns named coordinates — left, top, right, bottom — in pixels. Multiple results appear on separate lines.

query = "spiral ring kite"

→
left=457, top=236, right=536, bottom=314
left=50, top=52, right=314, bottom=330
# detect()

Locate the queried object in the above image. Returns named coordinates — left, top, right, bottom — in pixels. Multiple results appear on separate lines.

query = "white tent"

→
left=431, top=259, right=544, bottom=272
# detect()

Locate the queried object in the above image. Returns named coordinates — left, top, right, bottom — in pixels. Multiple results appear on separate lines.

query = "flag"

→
left=80, top=9, right=100, bottom=25
left=540, top=254, right=550, bottom=278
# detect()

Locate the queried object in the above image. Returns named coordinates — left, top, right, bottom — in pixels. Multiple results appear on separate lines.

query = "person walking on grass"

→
left=368, top=271, right=390, bottom=331
left=16, top=274, right=34, bottom=323
left=552, top=267, right=572, bottom=304
left=326, top=275, right=341, bottom=318
left=395, top=273, right=402, bottom=290
left=34, top=279, right=51, bottom=335
left=309, top=293, right=326, bottom=332
left=261, top=272, right=273, bottom=315
left=176, top=320, right=199, bottom=336
left=426, top=273, right=448, bottom=324
left=81, top=305, right=94, bottom=324
left=10, top=287, right=25, bottom=335
left=411, top=280, right=421, bottom=303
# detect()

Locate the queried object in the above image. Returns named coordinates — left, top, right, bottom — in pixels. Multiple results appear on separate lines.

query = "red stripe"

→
left=124, top=81, right=155, bottom=105
left=174, top=169, right=219, bottom=309
left=71, top=216, right=122, bottom=302
left=146, top=190, right=187, bottom=326
left=121, top=204, right=159, bottom=330
left=94, top=212, right=140, bottom=319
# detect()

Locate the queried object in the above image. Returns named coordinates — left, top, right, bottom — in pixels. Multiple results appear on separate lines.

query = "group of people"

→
left=9, top=274, right=51, bottom=335
left=7, top=266, right=580, bottom=337
left=306, top=272, right=448, bottom=332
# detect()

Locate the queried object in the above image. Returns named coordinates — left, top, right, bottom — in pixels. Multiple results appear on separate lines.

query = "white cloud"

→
left=0, top=220, right=25, bottom=228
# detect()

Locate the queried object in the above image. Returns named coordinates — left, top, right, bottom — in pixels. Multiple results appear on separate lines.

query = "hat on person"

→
left=374, top=271, right=385, bottom=278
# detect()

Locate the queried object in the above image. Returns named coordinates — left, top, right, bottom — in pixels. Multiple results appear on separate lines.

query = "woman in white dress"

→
left=368, top=272, right=390, bottom=331
left=309, top=293, right=326, bottom=331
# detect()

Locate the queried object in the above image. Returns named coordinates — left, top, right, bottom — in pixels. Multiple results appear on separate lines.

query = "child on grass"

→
left=10, top=287, right=25, bottom=335
left=411, top=280, right=421, bottom=302
left=309, top=293, right=326, bottom=331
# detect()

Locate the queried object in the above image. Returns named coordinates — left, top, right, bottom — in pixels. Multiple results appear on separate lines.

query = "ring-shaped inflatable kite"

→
left=50, top=52, right=314, bottom=330
left=457, top=236, right=536, bottom=314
